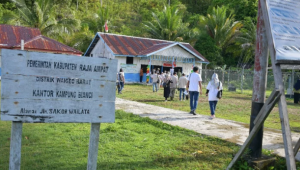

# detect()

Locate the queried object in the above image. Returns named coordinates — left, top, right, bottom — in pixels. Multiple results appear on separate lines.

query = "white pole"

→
left=205, top=64, right=208, bottom=85
left=87, top=123, right=101, bottom=170
left=21, top=39, right=24, bottom=50
left=292, top=69, right=295, bottom=98
left=9, top=39, right=25, bottom=170
left=9, top=122, right=23, bottom=170
left=228, top=68, right=230, bottom=88
left=241, top=65, right=246, bottom=93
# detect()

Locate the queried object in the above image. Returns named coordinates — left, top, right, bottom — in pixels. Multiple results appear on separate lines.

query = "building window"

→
left=126, top=57, right=134, bottom=64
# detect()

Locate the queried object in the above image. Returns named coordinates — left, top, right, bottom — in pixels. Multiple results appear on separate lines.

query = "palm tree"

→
left=143, top=5, right=187, bottom=41
left=3, top=0, right=79, bottom=39
left=199, top=6, right=243, bottom=49
left=235, top=19, right=256, bottom=65
left=66, top=23, right=95, bottom=52
left=82, top=6, right=109, bottom=33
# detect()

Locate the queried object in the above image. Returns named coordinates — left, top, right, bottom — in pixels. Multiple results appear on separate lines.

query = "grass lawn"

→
left=1, top=110, right=298, bottom=170
left=0, top=110, right=250, bottom=170
left=0, top=83, right=299, bottom=169
left=118, top=84, right=300, bottom=132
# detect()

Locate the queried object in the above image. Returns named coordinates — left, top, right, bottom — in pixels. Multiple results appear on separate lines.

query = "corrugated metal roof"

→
left=0, top=24, right=82, bottom=55
left=85, top=32, right=208, bottom=62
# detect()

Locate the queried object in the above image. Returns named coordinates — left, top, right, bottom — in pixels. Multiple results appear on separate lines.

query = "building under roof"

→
left=0, top=24, right=82, bottom=56
left=84, top=32, right=209, bottom=82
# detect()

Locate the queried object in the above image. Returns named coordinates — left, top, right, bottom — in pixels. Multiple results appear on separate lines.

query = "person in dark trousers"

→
left=178, top=73, right=188, bottom=101
left=186, top=66, right=202, bottom=115
left=206, top=73, right=223, bottom=119
left=163, top=74, right=173, bottom=102
left=294, top=79, right=300, bottom=104
left=169, top=72, right=178, bottom=100
left=118, top=68, right=125, bottom=94
left=140, top=68, right=143, bottom=83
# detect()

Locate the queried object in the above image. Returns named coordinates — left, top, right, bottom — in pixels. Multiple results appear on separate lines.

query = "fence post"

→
left=222, top=69, right=225, bottom=85
left=292, top=68, right=295, bottom=97
left=205, top=64, right=208, bottom=85
left=228, top=68, right=230, bottom=88
left=241, top=65, right=246, bottom=93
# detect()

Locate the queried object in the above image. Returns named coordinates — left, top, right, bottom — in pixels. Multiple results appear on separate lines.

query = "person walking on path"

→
left=151, top=71, right=159, bottom=92
left=294, top=79, right=300, bottom=104
left=157, top=72, right=163, bottom=90
left=178, top=73, right=188, bottom=101
left=140, top=68, right=143, bottom=83
left=169, top=72, right=178, bottom=100
left=159, top=72, right=164, bottom=88
left=206, top=73, right=223, bottom=119
left=186, top=66, right=202, bottom=115
left=163, top=74, right=173, bottom=101
left=177, top=69, right=182, bottom=79
left=118, top=68, right=125, bottom=94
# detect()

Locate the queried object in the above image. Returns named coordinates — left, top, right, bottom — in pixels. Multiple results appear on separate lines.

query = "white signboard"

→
left=0, top=49, right=118, bottom=123
left=266, top=0, right=300, bottom=62
left=120, top=63, right=139, bottom=73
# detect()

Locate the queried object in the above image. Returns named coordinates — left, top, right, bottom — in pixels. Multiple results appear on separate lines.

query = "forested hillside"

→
left=0, top=0, right=258, bottom=68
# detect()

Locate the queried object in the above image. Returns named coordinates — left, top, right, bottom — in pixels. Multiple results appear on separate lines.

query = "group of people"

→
left=150, top=66, right=223, bottom=119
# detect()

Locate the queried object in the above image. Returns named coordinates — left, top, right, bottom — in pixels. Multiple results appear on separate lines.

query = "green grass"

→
left=2, top=110, right=299, bottom=170
left=118, top=84, right=300, bottom=132
left=0, top=110, right=242, bottom=170
left=0, top=82, right=299, bottom=169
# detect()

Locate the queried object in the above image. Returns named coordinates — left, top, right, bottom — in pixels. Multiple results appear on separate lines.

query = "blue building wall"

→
left=125, top=73, right=151, bottom=83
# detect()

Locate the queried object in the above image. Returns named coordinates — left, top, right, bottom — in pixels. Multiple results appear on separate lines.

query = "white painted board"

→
left=1, top=49, right=118, bottom=123
left=266, top=0, right=300, bottom=62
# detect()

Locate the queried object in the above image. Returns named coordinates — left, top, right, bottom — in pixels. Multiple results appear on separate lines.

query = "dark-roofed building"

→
left=84, top=32, right=209, bottom=82
left=0, top=24, right=82, bottom=75
left=0, top=24, right=82, bottom=55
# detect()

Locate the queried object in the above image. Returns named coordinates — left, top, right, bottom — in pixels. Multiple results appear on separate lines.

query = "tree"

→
left=194, top=34, right=222, bottom=67
left=211, top=0, right=258, bottom=22
left=82, top=5, right=109, bottom=33
left=3, top=0, right=79, bottom=40
left=234, top=18, right=256, bottom=66
left=143, top=5, right=187, bottom=41
left=199, top=6, right=243, bottom=49
left=66, top=23, right=94, bottom=52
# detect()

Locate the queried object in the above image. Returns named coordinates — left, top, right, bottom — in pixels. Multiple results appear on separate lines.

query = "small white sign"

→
left=266, top=0, right=300, bottom=61
left=120, top=63, right=139, bottom=73
left=1, top=49, right=118, bottom=123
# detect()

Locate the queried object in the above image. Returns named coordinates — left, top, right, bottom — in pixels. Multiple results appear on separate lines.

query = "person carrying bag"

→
left=206, top=73, right=223, bottom=119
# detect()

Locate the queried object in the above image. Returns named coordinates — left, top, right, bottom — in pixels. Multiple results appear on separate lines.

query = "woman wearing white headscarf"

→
left=206, top=73, right=223, bottom=119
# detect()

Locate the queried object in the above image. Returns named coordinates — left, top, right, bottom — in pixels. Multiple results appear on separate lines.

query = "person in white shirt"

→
left=156, top=71, right=162, bottom=91
left=151, top=71, right=159, bottom=92
left=186, top=66, right=202, bottom=115
left=170, top=68, right=174, bottom=75
left=206, top=73, right=223, bottom=119
left=178, top=73, right=188, bottom=101
left=117, top=68, right=125, bottom=94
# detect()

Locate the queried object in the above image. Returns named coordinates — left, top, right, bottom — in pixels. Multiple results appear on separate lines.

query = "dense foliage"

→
left=0, top=0, right=258, bottom=68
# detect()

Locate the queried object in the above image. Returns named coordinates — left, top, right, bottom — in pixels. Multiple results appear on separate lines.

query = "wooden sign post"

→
left=227, top=0, right=300, bottom=169
left=1, top=49, right=118, bottom=170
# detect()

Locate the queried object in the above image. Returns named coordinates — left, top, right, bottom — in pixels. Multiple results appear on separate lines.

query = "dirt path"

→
left=116, top=97, right=300, bottom=161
